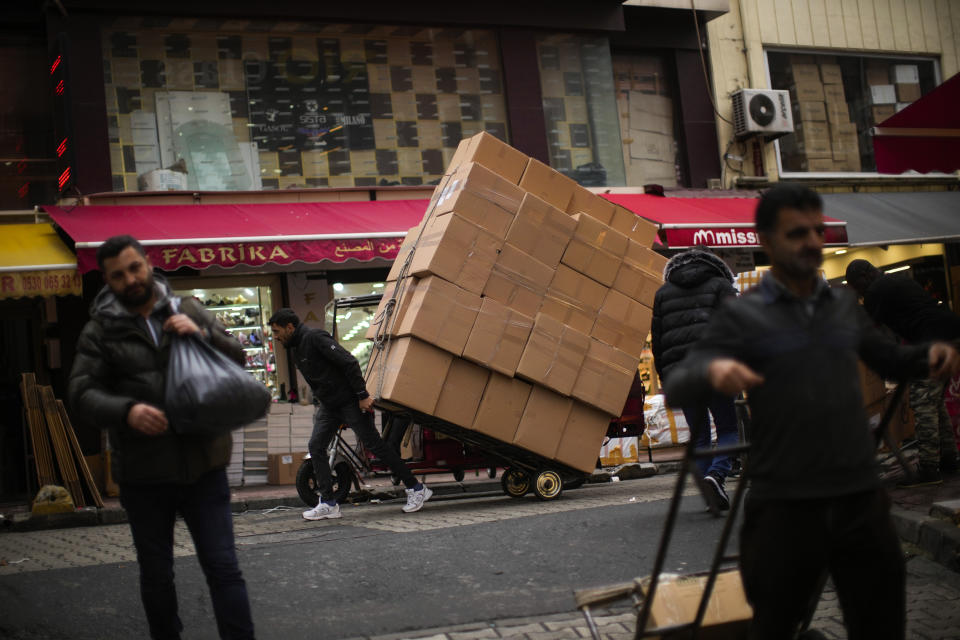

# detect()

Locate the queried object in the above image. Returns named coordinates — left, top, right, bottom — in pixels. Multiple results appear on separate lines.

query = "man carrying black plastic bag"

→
left=69, top=235, right=255, bottom=640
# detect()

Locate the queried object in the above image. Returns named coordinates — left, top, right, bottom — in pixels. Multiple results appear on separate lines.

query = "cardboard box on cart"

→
left=513, top=386, right=574, bottom=460
left=447, top=131, right=529, bottom=184
left=482, top=244, right=554, bottom=318
left=471, top=373, right=533, bottom=444
left=540, top=265, right=609, bottom=335
left=573, top=339, right=641, bottom=416
left=433, top=161, right=524, bottom=239
left=365, top=337, right=453, bottom=415
left=506, top=192, right=577, bottom=269
left=408, top=212, right=502, bottom=295
left=610, top=205, right=659, bottom=246
left=592, top=290, right=654, bottom=359
left=434, top=357, right=490, bottom=428
left=554, top=402, right=612, bottom=473
left=462, top=297, right=534, bottom=377
left=386, top=275, right=482, bottom=356
left=516, top=313, right=591, bottom=397
left=561, top=213, right=628, bottom=287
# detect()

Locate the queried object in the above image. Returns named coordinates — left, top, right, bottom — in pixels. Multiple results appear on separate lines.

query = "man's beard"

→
left=116, top=273, right=155, bottom=308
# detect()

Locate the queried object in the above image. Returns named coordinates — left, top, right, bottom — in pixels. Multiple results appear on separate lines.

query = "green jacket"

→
left=68, top=274, right=244, bottom=485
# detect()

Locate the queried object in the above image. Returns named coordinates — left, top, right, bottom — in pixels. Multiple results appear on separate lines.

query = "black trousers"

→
left=309, top=401, right=417, bottom=501
left=739, top=487, right=905, bottom=640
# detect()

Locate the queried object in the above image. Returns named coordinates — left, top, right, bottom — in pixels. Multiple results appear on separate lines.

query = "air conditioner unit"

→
left=731, top=89, right=794, bottom=140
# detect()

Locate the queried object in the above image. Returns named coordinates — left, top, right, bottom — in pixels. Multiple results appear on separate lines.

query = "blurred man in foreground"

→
left=665, top=185, right=960, bottom=639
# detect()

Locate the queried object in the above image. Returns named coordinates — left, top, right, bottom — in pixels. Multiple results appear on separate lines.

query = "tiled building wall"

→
left=101, top=20, right=508, bottom=191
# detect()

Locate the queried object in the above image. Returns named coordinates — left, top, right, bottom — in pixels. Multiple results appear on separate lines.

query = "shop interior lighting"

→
left=885, top=265, right=911, bottom=274
left=333, top=283, right=344, bottom=292
left=834, top=249, right=847, bottom=255
left=372, top=283, right=384, bottom=288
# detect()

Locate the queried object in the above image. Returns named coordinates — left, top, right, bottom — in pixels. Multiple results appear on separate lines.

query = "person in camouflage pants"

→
left=846, top=259, right=960, bottom=486
left=909, top=378, right=958, bottom=474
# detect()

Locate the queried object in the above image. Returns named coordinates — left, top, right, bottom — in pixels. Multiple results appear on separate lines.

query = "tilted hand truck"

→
left=574, top=383, right=912, bottom=640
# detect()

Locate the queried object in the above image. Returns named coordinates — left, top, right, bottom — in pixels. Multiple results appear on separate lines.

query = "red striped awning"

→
left=45, top=200, right=430, bottom=273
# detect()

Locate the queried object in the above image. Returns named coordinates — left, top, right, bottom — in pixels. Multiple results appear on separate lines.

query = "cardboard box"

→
left=891, top=64, right=919, bottom=84
left=791, top=63, right=820, bottom=84
left=554, top=401, right=611, bottom=473
left=519, top=158, right=577, bottom=211
left=641, top=570, right=752, bottom=637
left=573, top=339, right=640, bottom=416
left=825, top=100, right=850, bottom=123
left=793, top=101, right=826, bottom=122
left=830, top=123, right=858, bottom=158
left=365, top=337, right=453, bottom=414
left=391, top=275, right=482, bottom=356
left=858, top=360, right=887, bottom=407
left=409, top=213, right=502, bottom=295
left=794, top=121, right=832, bottom=159
left=592, top=290, right=653, bottom=358
left=819, top=63, right=843, bottom=85
left=623, top=240, right=667, bottom=276
left=434, top=357, right=490, bottom=428
left=822, top=83, right=846, bottom=104
left=386, top=223, right=424, bottom=282
left=447, top=131, right=529, bottom=184
left=561, top=213, right=628, bottom=287
left=895, top=102, right=910, bottom=113
left=513, top=386, right=574, bottom=460
left=790, top=81, right=824, bottom=103
left=866, top=64, right=890, bottom=86
left=835, top=152, right=860, bottom=172
left=434, top=162, right=524, bottom=239
left=567, top=185, right=615, bottom=225
left=462, top=297, right=533, bottom=376
left=483, top=243, right=554, bottom=318
left=506, top=193, right=577, bottom=269
left=541, top=264, right=609, bottom=334
left=895, top=83, right=921, bottom=103
left=610, top=205, right=659, bottom=247
left=471, top=373, right=532, bottom=443
left=869, top=85, right=896, bottom=105
left=267, top=452, right=304, bottom=485
left=516, top=313, right=591, bottom=396
left=871, top=105, right=896, bottom=124
left=612, top=261, right=662, bottom=307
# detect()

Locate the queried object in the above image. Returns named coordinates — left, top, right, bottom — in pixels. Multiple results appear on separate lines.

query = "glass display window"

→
left=766, top=51, right=939, bottom=174
left=536, top=34, right=626, bottom=187
left=173, top=284, right=280, bottom=400
left=100, top=22, right=508, bottom=191
left=326, top=280, right=387, bottom=373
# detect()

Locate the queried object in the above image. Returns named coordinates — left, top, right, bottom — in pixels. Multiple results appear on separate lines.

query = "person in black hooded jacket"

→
left=651, top=247, right=739, bottom=509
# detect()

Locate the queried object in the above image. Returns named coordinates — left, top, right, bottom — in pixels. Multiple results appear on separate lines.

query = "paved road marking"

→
left=0, top=476, right=699, bottom=575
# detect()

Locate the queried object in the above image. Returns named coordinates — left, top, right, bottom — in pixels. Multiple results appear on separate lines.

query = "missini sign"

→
left=664, top=224, right=847, bottom=248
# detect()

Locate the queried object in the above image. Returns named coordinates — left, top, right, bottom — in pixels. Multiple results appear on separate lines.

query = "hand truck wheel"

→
left=501, top=467, right=530, bottom=498
left=532, top=468, right=563, bottom=501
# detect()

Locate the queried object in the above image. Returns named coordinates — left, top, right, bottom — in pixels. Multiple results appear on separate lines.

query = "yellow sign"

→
left=0, top=269, right=82, bottom=299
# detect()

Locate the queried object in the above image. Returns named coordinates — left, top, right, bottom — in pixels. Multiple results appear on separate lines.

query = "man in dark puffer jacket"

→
left=69, top=235, right=254, bottom=639
left=651, top=247, right=739, bottom=510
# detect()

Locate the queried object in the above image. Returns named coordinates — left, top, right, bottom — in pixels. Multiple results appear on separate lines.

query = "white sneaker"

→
left=302, top=502, right=342, bottom=520
left=402, top=485, right=433, bottom=513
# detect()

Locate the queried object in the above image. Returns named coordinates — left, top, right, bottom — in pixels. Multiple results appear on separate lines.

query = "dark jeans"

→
left=740, top=488, right=905, bottom=640
left=119, top=468, right=255, bottom=640
left=310, top=401, right=417, bottom=502
left=682, top=393, right=739, bottom=479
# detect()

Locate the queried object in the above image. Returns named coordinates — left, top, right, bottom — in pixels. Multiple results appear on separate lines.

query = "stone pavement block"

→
left=449, top=628, right=499, bottom=640
left=930, top=499, right=960, bottom=525
left=523, top=629, right=579, bottom=640
left=891, top=506, right=926, bottom=544
left=496, top=623, right=546, bottom=637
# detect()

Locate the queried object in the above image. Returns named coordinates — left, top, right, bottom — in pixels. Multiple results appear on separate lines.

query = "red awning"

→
left=872, top=73, right=960, bottom=174
left=602, top=193, right=848, bottom=248
left=45, top=200, right=430, bottom=273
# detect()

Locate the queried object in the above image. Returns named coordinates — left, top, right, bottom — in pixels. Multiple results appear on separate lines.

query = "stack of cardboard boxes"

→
left=864, top=62, right=921, bottom=124
left=365, top=132, right=666, bottom=474
left=789, top=57, right=859, bottom=172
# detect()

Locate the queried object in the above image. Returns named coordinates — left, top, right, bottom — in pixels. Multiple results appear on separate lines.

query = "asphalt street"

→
left=0, top=476, right=726, bottom=639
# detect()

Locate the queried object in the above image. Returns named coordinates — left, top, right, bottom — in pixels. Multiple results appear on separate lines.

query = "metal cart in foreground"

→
left=574, top=383, right=913, bottom=640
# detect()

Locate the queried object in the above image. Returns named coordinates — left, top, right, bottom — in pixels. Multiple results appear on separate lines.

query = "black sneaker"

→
left=897, top=466, right=943, bottom=488
left=704, top=472, right=730, bottom=511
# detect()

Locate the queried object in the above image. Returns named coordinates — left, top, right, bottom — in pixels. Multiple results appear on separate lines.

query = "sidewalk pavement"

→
left=3, top=459, right=959, bottom=575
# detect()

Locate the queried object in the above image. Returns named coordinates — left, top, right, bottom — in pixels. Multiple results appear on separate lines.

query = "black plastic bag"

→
left=165, top=334, right=271, bottom=437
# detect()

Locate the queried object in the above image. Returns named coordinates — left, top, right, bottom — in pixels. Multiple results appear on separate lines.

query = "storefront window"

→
left=767, top=51, right=938, bottom=173
left=612, top=53, right=679, bottom=187
left=174, top=285, right=279, bottom=399
left=101, top=23, right=507, bottom=191
left=536, top=34, right=625, bottom=187
left=325, top=280, right=386, bottom=372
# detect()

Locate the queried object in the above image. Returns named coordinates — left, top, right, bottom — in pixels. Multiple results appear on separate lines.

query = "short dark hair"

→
left=96, top=235, right=146, bottom=272
left=268, top=308, right=300, bottom=328
left=755, top=184, right=823, bottom=234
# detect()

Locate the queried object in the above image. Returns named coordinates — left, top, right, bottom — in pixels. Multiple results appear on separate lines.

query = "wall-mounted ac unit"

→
left=731, top=89, right=794, bottom=140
